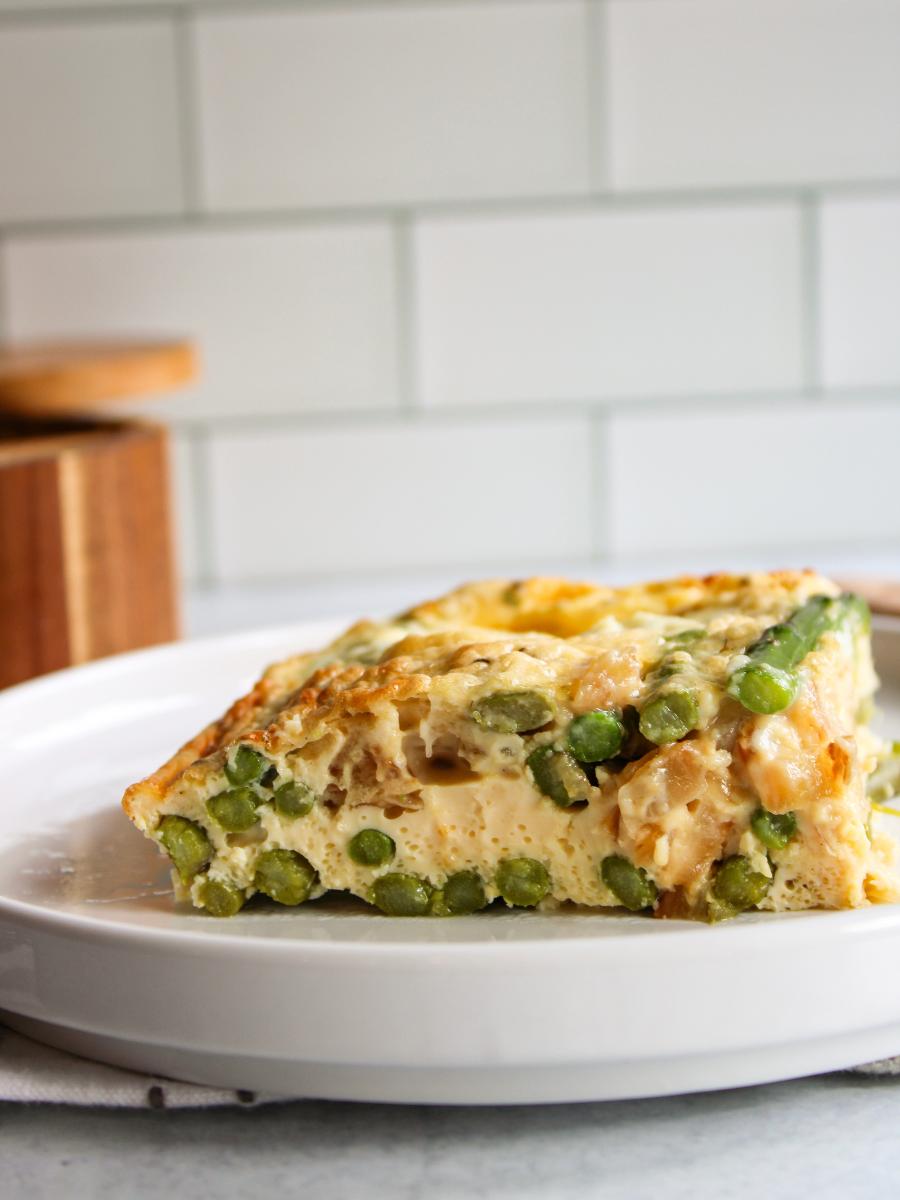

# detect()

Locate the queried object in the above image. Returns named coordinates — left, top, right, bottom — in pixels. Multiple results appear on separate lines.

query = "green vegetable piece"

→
left=843, top=591, right=872, bottom=634
left=668, top=628, right=705, bottom=645
left=348, top=828, right=395, bottom=867
left=198, top=877, right=245, bottom=918
left=470, top=690, right=556, bottom=734
left=600, top=855, right=658, bottom=911
left=635, top=625, right=706, bottom=749
left=727, top=593, right=870, bottom=715
left=868, top=741, right=900, bottom=805
left=273, top=781, right=315, bottom=819
left=442, top=870, right=488, bottom=915
left=711, top=855, right=770, bottom=913
left=618, top=706, right=652, bottom=761
left=567, top=710, right=625, bottom=763
left=495, top=857, right=550, bottom=908
left=639, top=690, right=700, bottom=745
left=526, top=744, right=592, bottom=807
left=254, top=849, right=316, bottom=906
left=225, top=744, right=269, bottom=786
left=206, top=786, right=260, bottom=832
left=707, top=894, right=741, bottom=924
left=157, top=815, right=212, bottom=883
left=637, top=628, right=706, bottom=747
left=751, top=807, right=797, bottom=851
left=370, top=872, right=432, bottom=916
left=729, top=663, right=799, bottom=715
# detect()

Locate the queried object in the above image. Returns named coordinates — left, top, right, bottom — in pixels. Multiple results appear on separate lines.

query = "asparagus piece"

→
left=639, top=632, right=705, bottom=746
left=727, top=593, right=870, bottom=716
left=639, top=689, right=700, bottom=745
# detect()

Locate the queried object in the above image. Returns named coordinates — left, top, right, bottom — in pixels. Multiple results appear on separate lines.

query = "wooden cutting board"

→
left=0, top=339, right=195, bottom=689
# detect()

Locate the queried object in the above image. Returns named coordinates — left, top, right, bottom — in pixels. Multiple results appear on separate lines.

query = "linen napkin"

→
left=0, top=1020, right=895, bottom=1108
left=0, top=1023, right=281, bottom=1108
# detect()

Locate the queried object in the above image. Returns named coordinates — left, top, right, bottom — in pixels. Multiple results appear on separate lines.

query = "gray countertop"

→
left=3, top=1072, right=899, bottom=1199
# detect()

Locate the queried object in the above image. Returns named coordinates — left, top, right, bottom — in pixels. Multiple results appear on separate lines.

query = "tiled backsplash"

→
left=0, top=0, right=898, bottom=587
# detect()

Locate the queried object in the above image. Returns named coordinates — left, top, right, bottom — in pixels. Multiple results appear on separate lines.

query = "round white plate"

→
left=2, top=618, right=900, bottom=1105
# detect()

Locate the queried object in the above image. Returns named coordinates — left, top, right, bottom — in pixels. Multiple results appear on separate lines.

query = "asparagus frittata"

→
left=123, top=571, right=900, bottom=920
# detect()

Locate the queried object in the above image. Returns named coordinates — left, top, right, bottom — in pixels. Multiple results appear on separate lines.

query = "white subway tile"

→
left=608, top=0, right=900, bottom=189
left=0, top=20, right=182, bottom=222
left=607, top=401, right=900, bottom=555
left=821, top=195, right=900, bottom=389
left=207, top=417, right=594, bottom=581
left=4, top=225, right=399, bottom=418
left=195, top=2, right=589, bottom=211
left=416, top=205, right=804, bottom=404
left=169, top=429, right=201, bottom=586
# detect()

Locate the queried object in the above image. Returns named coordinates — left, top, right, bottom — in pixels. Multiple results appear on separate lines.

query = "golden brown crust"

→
left=123, top=570, right=830, bottom=819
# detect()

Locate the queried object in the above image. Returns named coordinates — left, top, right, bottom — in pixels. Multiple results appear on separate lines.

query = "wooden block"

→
left=0, top=420, right=180, bottom=689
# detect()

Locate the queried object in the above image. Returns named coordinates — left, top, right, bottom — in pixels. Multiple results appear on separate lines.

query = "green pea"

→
left=442, top=870, right=488, bottom=915
left=711, top=855, right=770, bottom=915
left=495, top=857, right=550, bottom=908
left=273, top=781, right=316, bottom=819
left=639, top=690, right=701, bottom=745
left=600, top=855, right=658, bottom=912
left=470, top=690, right=556, bottom=734
left=370, top=872, right=432, bottom=916
left=348, top=828, right=395, bottom=867
left=157, top=815, right=212, bottom=883
left=567, top=710, right=625, bottom=763
left=225, top=745, right=269, bottom=786
left=254, top=849, right=316, bottom=906
left=198, top=877, right=245, bottom=917
left=526, top=744, right=591, bottom=808
left=750, top=807, right=797, bottom=851
left=206, top=786, right=260, bottom=832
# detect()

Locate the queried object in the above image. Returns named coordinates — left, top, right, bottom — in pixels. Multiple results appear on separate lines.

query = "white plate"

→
left=2, top=618, right=900, bottom=1105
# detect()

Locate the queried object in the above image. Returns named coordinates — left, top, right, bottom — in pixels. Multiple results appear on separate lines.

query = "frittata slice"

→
left=122, top=571, right=899, bottom=920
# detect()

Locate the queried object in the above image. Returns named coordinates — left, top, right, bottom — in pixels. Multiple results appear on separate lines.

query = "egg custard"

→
left=123, top=571, right=900, bottom=921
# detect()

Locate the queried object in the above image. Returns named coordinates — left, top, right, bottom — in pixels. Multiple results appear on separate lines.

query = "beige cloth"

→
left=0, top=1024, right=280, bottom=1108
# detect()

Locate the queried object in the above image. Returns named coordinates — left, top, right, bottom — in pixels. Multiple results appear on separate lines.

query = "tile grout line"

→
left=172, top=5, right=204, bottom=216
left=800, top=192, right=823, bottom=397
left=2, top=180, right=900, bottom=241
left=391, top=214, right=420, bottom=412
left=183, top=534, right=900, bottom=594
left=585, top=0, right=610, bottom=195
left=147, top=383, right=900, bottom=437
